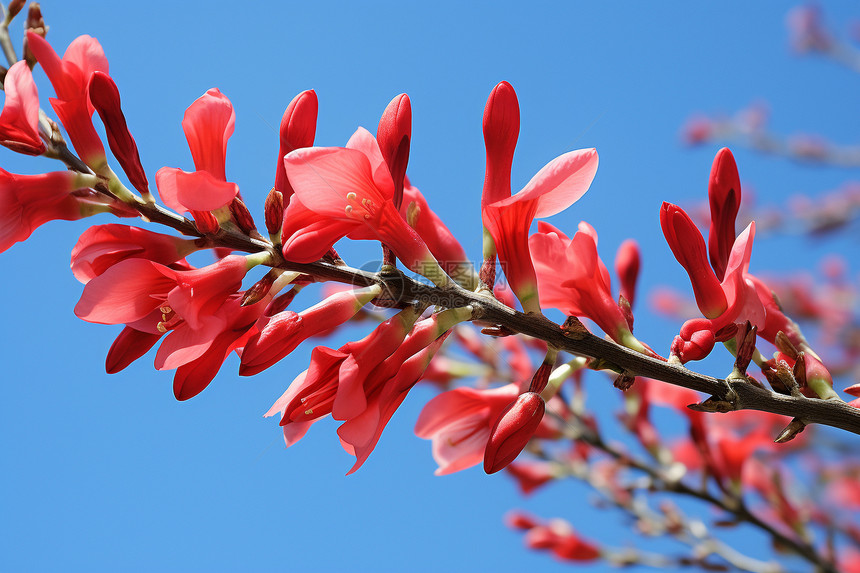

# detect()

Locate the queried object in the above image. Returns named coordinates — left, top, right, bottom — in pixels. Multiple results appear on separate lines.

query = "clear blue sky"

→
left=1, top=2, right=858, bottom=572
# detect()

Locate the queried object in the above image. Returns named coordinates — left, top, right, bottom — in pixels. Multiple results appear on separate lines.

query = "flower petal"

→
left=155, top=167, right=239, bottom=213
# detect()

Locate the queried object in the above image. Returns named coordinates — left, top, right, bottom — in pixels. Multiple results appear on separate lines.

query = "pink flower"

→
left=0, top=61, right=45, bottom=155
left=480, top=81, right=598, bottom=311
left=415, top=383, right=520, bottom=475
left=281, top=128, right=448, bottom=284
left=239, top=285, right=383, bottom=376
left=155, top=89, right=239, bottom=214
left=0, top=169, right=97, bottom=253
left=26, top=31, right=107, bottom=167
left=530, top=221, right=641, bottom=348
left=74, top=254, right=254, bottom=338
left=264, top=305, right=426, bottom=456
left=70, top=224, right=198, bottom=283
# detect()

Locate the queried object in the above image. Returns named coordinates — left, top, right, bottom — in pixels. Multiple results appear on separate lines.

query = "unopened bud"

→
left=89, top=72, right=151, bottom=198
left=193, top=210, right=220, bottom=235
left=264, top=187, right=284, bottom=237
left=614, top=239, right=640, bottom=307
left=229, top=197, right=256, bottom=235
left=775, top=360, right=800, bottom=395
left=7, top=0, right=25, bottom=20
left=26, top=2, right=44, bottom=31
left=672, top=326, right=715, bottom=363
left=377, top=93, right=411, bottom=209
left=484, top=392, right=545, bottom=474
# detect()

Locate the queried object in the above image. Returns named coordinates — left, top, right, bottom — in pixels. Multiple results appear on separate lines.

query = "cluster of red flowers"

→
left=2, top=15, right=857, bottom=570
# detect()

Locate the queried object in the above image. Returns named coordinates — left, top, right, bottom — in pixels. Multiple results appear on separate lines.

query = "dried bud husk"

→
left=613, top=372, right=636, bottom=391
left=775, top=331, right=799, bottom=360
left=241, top=269, right=278, bottom=306
left=733, top=321, right=757, bottom=375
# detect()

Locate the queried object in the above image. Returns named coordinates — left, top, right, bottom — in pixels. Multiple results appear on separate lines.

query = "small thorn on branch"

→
left=687, top=396, right=736, bottom=413
left=775, top=417, right=807, bottom=444
left=560, top=315, right=588, bottom=340
left=481, top=325, right=515, bottom=337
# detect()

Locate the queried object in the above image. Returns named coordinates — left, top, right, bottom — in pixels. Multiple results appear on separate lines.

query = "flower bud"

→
left=229, top=197, right=256, bottom=235
left=89, top=72, right=150, bottom=197
left=193, top=210, right=220, bottom=235
left=275, top=90, right=317, bottom=201
left=264, top=187, right=284, bottom=237
left=671, top=323, right=716, bottom=364
left=614, top=239, right=640, bottom=307
left=481, top=81, right=519, bottom=208
left=377, top=93, right=411, bottom=209
left=707, top=149, right=742, bottom=281
left=484, top=391, right=545, bottom=474
left=7, top=0, right=25, bottom=19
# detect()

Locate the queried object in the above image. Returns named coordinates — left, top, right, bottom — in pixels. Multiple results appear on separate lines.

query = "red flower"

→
left=266, top=305, right=471, bottom=473
left=239, top=285, right=383, bottom=376
left=480, top=81, right=598, bottom=311
left=70, top=223, right=198, bottom=283
left=281, top=128, right=449, bottom=285
left=415, top=383, right=520, bottom=475
left=530, top=221, right=645, bottom=350
left=521, top=518, right=602, bottom=562
left=26, top=31, right=107, bottom=168
left=74, top=254, right=257, bottom=335
left=0, top=61, right=45, bottom=155
left=155, top=89, right=239, bottom=214
left=0, top=169, right=100, bottom=253
left=614, top=238, right=641, bottom=307
left=660, top=202, right=727, bottom=318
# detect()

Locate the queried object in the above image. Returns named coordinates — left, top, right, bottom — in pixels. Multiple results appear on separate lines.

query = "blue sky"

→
left=1, top=2, right=859, bottom=572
